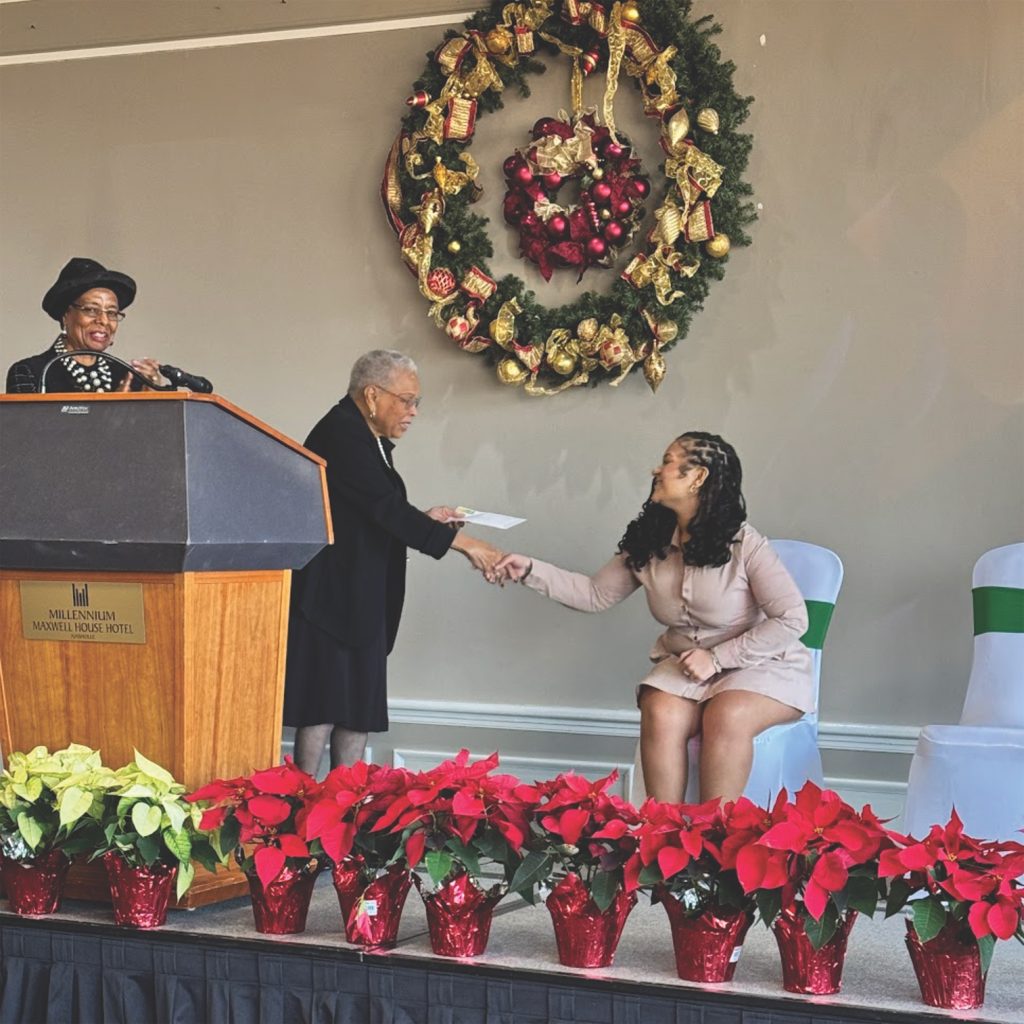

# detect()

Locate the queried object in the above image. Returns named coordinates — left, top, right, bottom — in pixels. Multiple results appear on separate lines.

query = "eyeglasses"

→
left=70, top=303, right=126, bottom=322
left=374, top=385, right=422, bottom=410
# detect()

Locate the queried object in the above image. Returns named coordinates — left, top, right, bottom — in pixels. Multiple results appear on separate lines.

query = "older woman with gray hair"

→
left=284, top=349, right=501, bottom=774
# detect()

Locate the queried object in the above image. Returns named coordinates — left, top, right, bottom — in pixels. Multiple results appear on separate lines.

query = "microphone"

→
left=159, top=364, right=214, bottom=393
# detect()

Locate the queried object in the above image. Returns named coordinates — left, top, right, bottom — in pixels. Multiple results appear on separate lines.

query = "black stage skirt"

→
left=282, top=612, right=389, bottom=732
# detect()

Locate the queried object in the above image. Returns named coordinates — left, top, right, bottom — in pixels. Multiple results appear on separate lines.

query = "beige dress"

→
left=524, top=523, right=814, bottom=713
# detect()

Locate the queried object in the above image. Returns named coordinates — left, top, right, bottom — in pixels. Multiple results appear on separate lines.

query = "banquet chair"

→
left=630, top=541, right=843, bottom=807
left=901, top=542, right=1024, bottom=841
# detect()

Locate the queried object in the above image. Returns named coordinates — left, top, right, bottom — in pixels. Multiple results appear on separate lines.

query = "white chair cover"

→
left=901, top=543, right=1024, bottom=841
left=682, top=540, right=844, bottom=806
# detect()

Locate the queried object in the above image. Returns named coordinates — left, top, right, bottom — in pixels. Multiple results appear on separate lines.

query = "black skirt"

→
left=282, top=611, right=389, bottom=732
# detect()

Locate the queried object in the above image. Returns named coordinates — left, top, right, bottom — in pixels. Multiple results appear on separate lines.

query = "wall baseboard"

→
left=388, top=698, right=921, bottom=755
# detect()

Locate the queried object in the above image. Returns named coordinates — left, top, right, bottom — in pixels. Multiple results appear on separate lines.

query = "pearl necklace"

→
left=376, top=436, right=392, bottom=469
left=54, top=335, right=114, bottom=392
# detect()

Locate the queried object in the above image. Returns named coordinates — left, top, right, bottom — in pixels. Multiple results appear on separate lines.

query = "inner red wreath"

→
left=502, top=113, right=649, bottom=282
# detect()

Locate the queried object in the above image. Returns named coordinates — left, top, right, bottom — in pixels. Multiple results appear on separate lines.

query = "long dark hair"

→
left=617, top=432, right=747, bottom=570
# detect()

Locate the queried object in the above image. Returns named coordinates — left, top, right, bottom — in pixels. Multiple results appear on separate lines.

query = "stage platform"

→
left=3, top=875, right=1022, bottom=1024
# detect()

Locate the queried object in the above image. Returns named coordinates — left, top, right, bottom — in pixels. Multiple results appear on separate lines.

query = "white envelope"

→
left=455, top=507, right=526, bottom=530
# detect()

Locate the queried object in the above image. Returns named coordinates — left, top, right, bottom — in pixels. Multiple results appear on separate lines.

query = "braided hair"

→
left=617, top=432, right=747, bottom=570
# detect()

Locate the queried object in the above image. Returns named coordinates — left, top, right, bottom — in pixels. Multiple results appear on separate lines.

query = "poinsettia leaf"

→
left=137, top=833, right=162, bottom=866
left=191, top=837, right=222, bottom=872
left=885, top=877, right=914, bottom=918
left=845, top=873, right=881, bottom=917
left=473, top=830, right=509, bottom=863
left=805, top=902, right=839, bottom=950
left=716, top=872, right=745, bottom=910
left=161, top=800, right=187, bottom=834
left=133, top=750, right=176, bottom=787
left=444, top=837, right=481, bottom=878
left=509, top=850, right=554, bottom=897
left=218, top=816, right=241, bottom=856
left=16, top=812, right=44, bottom=850
left=162, top=827, right=192, bottom=865
left=426, top=850, right=453, bottom=886
left=911, top=896, right=948, bottom=944
left=977, top=933, right=995, bottom=976
left=132, top=802, right=163, bottom=837
left=255, top=845, right=287, bottom=888
left=591, top=870, right=619, bottom=913
left=176, top=859, right=195, bottom=900
left=59, top=786, right=94, bottom=828
left=638, top=863, right=663, bottom=888
left=756, top=888, right=782, bottom=928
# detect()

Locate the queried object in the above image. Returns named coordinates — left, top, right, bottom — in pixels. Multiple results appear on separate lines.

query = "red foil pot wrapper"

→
left=905, top=919, right=987, bottom=1010
left=1, top=849, right=70, bottom=916
left=546, top=873, right=637, bottom=969
left=659, top=890, right=754, bottom=983
left=103, top=852, right=177, bottom=928
left=419, top=873, right=503, bottom=958
left=332, top=858, right=411, bottom=948
left=246, top=863, right=319, bottom=935
left=772, top=905, right=857, bottom=994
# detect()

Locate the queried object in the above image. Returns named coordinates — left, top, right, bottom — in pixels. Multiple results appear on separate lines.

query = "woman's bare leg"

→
left=639, top=686, right=703, bottom=803
left=698, top=691, right=801, bottom=803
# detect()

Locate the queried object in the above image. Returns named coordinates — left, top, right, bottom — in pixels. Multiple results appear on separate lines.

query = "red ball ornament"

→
left=630, top=177, right=650, bottom=198
left=604, top=143, right=625, bottom=159
left=513, top=164, right=535, bottom=186
left=592, top=182, right=612, bottom=204
left=503, top=155, right=523, bottom=178
left=602, top=220, right=625, bottom=243
left=543, top=172, right=563, bottom=191
left=426, top=267, right=457, bottom=297
left=546, top=214, right=569, bottom=238
left=520, top=211, right=540, bottom=230
left=586, top=236, right=608, bottom=259
left=615, top=199, right=632, bottom=216
left=532, top=117, right=561, bottom=138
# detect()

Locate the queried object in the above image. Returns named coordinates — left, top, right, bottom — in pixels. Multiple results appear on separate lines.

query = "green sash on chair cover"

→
left=800, top=600, right=835, bottom=651
left=973, top=586, right=1024, bottom=635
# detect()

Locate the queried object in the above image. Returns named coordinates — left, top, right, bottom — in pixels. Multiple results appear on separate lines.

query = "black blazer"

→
left=6, top=341, right=134, bottom=393
left=291, top=395, right=455, bottom=653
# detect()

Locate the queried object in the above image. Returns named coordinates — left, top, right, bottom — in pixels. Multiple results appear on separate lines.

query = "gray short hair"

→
left=347, top=350, right=418, bottom=396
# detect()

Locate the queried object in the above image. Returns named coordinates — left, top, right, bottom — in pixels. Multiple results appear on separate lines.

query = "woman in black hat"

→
left=5, top=257, right=167, bottom=393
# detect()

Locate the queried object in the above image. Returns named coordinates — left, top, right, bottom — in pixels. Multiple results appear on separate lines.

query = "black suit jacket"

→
left=6, top=341, right=134, bottom=393
left=291, top=395, right=455, bottom=652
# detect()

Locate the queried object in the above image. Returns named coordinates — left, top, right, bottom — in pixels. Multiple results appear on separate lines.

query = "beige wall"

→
left=2, top=1, right=1021, bottom=800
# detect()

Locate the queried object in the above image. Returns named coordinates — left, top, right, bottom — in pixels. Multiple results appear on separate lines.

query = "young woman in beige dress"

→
left=492, top=431, right=812, bottom=804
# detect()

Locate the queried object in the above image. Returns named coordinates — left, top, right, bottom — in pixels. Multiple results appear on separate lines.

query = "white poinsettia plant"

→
left=0, top=743, right=111, bottom=863
left=91, top=750, right=220, bottom=900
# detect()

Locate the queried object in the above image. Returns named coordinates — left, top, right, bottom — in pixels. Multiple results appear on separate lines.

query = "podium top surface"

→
left=1, top=392, right=331, bottom=573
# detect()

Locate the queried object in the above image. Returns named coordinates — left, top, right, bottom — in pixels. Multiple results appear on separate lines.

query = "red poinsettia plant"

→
left=374, top=750, right=540, bottom=893
left=302, top=760, right=412, bottom=875
left=187, top=759, right=323, bottom=887
left=880, top=810, right=1024, bottom=973
left=634, top=797, right=755, bottom=916
left=722, top=782, right=892, bottom=948
left=510, top=769, right=640, bottom=910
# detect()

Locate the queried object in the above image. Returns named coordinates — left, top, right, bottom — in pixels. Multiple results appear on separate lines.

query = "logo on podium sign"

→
left=19, top=581, right=146, bottom=644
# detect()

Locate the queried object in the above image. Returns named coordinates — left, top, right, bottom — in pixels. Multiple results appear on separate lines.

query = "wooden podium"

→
left=0, top=393, right=331, bottom=906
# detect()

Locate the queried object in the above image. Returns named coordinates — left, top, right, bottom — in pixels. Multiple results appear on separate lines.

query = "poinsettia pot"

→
left=771, top=905, right=858, bottom=994
left=658, top=890, right=753, bottom=983
left=905, top=919, right=987, bottom=1010
left=1, top=849, right=71, bottom=916
left=545, top=873, right=637, bottom=969
left=332, top=857, right=411, bottom=948
left=246, top=862, right=321, bottom=934
left=417, top=872, right=503, bottom=958
left=103, top=852, right=177, bottom=928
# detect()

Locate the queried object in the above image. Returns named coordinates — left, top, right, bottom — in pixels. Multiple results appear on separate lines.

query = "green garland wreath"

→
left=381, top=0, right=755, bottom=395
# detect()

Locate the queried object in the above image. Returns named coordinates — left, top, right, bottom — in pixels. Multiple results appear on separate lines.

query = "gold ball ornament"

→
left=446, top=239, right=461, bottom=254
left=600, top=208, right=611, bottom=221
left=696, top=107, right=721, bottom=134
left=705, top=233, right=731, bottom=258
left=653, top=319, right=678, bottom=345
left=496, top=357, right=529, bottom=386
left=547, top=346, right=578, bottom=376
left=621, top=4, right=641, bottom=23
left=643, top=350, right=667, bottom=393
left=485, top=26, right=513, bottom=54
left=591, top=167, right=604, bottom=180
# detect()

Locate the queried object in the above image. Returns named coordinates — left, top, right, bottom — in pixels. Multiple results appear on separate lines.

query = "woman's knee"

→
left=640, top=686, right=700, bottom=736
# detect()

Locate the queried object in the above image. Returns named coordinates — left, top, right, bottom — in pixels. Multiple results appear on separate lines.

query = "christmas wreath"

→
left=381, top=0, right=755, bottom=395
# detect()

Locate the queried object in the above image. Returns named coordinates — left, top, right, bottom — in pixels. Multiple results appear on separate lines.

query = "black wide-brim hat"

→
left=42, top=257, right=137, bottom=321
